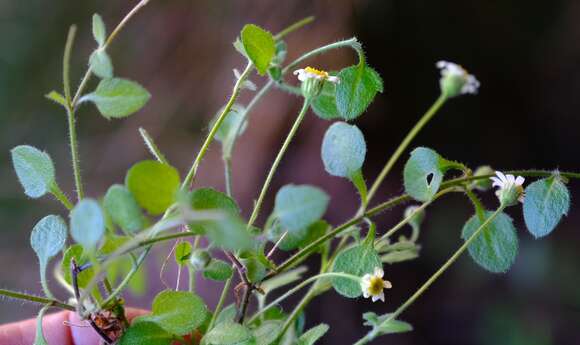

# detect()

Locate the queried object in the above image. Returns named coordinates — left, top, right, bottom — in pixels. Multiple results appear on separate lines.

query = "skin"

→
left=0, top=309, right=147, bottom=345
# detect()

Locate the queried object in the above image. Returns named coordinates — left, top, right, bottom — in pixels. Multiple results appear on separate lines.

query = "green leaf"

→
left=126, top=160, right=180, bottom=216
left=213, top=104, right=247, bottom=157
left=119, top=321, right=172, bottom=345
left=175, top=241, right=192, bottom=266
left=30, top=215, right=67, bottom=268
left=190, top=188, right=240, bottom=215
left=83, top=78, right=151, bottom=119
left=89, top=49, right=113, bottom=79
left=215, top=304, right=237, bottom=325
left=253, top=320, right=282, bottom=345
left=332, top=244, right=381, bottom=298
left=311, top=81, right=340, bottom=120
left=104, top=184, right=145, bottom=233
left=362, top=312, right=413, bottom=337
left=403, top=147, right=446, bottom=202
left=268, top=220, right=328, bottom=251
left=335, top=64, right=383, bottom=120
left=92, top=14, right=106, bottom=47
left=203, top=259, right=233, bottom=281
left=241, top=24, right=275, bottom=75
left=274, top=184, right=329, bottom=232
left=61, top=244, right=94, bottom=288
left=297, top=324, right=329, bottom=345
left=70, top=199, right=105, bottom=251
left=45, top=91, right=67, bottom=107
left=240, top=252, right=266, bottom=283
left=523, top=175, right=570, bottom=238
left=11, top=145, right=56, bottom=198
left=201, top=322, right=256, bottom=345
left=461, top=211, right=518, bottom=273
left=33, top=305, right=51, bottom=345
left=136, top=290, right=209, bottom=336
left=321, top=122, right=366, bottom=178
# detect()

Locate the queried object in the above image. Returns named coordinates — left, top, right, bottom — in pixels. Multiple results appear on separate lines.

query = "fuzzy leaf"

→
left=136, top=290, right=209, bottom=336
left=45, top=91, right=67, bottom=107
left=362, top=312, right=413, bottom=337
left=253, top=321, right=282, bottom=345
left=403, top=147, right=446, bottom=202
left=11, top=145, right=56, bottom=198
left=335, top=64, right=383, bottom=120
left=126, top=160, right=180, bottom=216
left=297, top=324, right=329, bottom=345
left=274, top=185, right=329, bottom=233
left=332, top=244, right=381, bottom=298
left=104, top=184, right=145, bottom=233
left=461, top=211, right=518, bottom=273
left=190, top=188, right=240, bottom=215
left=201, top=322, right=256, bottom=345
left=33, top=305, right=51, bottom=345
left=89, top=49, right=113, bottom=79
left=31, top=215, right=67, bottom=269
left=321, top=122, right=366, bottom=178
left=119, top=322, right=172, bottom=345
left=203, top=259, right=233, bottom=281
left=523, top=175, right=570, bottom=238
left=311, top=78, right=340, bottom=120
left=70, top=199, right=105, bottom=251
left=84, top=78, right=150, bottom=119
left=241, top=24, right=275, bottom=75
left=92, top=14, right=106, bottom=47
left=268, top=220, right=328, bottom=251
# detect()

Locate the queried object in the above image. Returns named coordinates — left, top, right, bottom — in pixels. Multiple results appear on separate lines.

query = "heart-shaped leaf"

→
left=89, top=49, right=113, bottom=79
left=83, top=78, right=150, bottom=118
left=523, top=175, right=570, bottom=238
left=241, top=24, right=275, bottom=75
left=403, top=147, right=447, bottom=202
left=203, top=259, right=233, bottom=281
left=335, top=64, right=383, bottom=120
left=274, top=185, right=329, bottom=232
left=332, top=244, right=381, bottom=298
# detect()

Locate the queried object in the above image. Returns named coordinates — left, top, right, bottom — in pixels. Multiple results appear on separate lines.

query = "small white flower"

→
left=360, top=267, right=392, bottom=302
left=293, top=67, right=340, bottom=84
left=490, top=171, right=525, bottom=205
left=436, top=60, right=480, bottom=96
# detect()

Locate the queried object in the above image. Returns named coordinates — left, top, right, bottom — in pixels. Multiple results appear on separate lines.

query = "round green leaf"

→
left=201, top=322, right=256, bottom=345
left=268, top=220, right=328, bottom=251
left=175, top=241, right=192, bottom=266
left=89, top=49, right=113, bottom=79
left=119, top=321, right=172, bottom=345
left=335, top=64, right=383, bottom=120
left=137, top=290, right=209, bottom=336
left=126, top=160, right=180, bottom=216
left=203, top=259, right=233, bottom=281
left=311, top=80, right=340, bottom=120
left=30, top=215, right=67, bottom=265
left=274, top=184, right=329, bottom=232
left=241, top=24, right=275, bottom=75
left=523, top=176, right=570, bottom=238
left=332, top=244, right=381, bottom=298
left=70, top=199, right=105, bottom=251
left=461, top=211, right=518, bottom=273
left=104, top=184, right=145, bottom=233
left=190, top=188, right=240, bottom=215
left=403, top=147, right=444, bottom=202
left=321, top=122, right=366, bottom=178
left=84, top=78, right=151, bottom=119
left=11, top=145, right=55, bottom=198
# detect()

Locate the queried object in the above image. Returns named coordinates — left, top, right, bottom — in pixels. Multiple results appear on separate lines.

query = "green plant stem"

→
left=188, top=235, right=201, bottom=292
left=100, top=248, right=149, bottom=309
left=50, top=184, right=73, bottom=210
left=376, top=188, right=453, bottom=243
left=365, top=94, right=448, bottom=207
left=282, top=38, right=361, bottom=74
left=39, top=266, right=55, bottom=300
left=464, top=188, right=486, bottom=220
left=354, top=206, right=505, bottom=345
left=63, top=26, right=76, bottom=106
left=274, top=16, right=315, bottom=40
left=247, top=98, right=311, bottom=227
left=139, top=127, right=168, bottom=164
left=248, top=272, right=358, bottom=324
left=66, top=106, right=84, bottom=201
left=71, top=0, right=151, bottom=107
left=207, top=277, right=232, bottom=331
left=224, top=157, right=233, bottom=197
left=278, top=285, right=317, bottom=338
left=182, top=61, right=253, bottom=189
left=0, top=289, right=75, bottom=311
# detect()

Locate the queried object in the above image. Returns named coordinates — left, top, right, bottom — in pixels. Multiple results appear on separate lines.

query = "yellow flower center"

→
left=368, top=276, right=384, bottom=296
left=304, top=66, right=329, bottom=79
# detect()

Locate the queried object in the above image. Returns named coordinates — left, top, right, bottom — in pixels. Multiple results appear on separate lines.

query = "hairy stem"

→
left=247, top=98, right=311, bottom=227
left=0, top=289, right=75, bottom=311
left=366, top=94, right=448, bottom=207
left=66, top=106, right=84, bottom=201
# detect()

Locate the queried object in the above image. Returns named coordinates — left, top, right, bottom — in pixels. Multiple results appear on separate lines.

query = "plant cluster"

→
left=2, top=2, right=577, bottom=344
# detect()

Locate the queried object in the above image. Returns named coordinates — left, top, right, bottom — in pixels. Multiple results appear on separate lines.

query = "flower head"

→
left=436, top=60, right=480, bottom=97
left=490, top=171, right=525, bottom=206
left=361, top=267, right=392, bottom=302
left=293, top=66, right=339, bottom=99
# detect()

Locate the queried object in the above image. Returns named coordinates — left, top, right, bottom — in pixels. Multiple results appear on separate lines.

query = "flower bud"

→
left=189, top=249, right=211, bottom=270
left=436, top=61, right=480, bottom=98
left=472, top=165, right=494, bottom=191
left=293, top=67, right=339, bottom=99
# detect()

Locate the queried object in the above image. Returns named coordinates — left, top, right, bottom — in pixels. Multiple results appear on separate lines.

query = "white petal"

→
left=363, top=291, right=370, bottom=298
left=515, top=176, right=525, bottom=185
left=374, top=267, right=384, bottom=278
left=383, top=280, right=392, bottom=289
left=293, top=69, right=303, bottom=76
left=506, top=174, right=515, bottom=184
left=496, top=171, right=508, bottom=183
left=327, top=76, right=340, bottom=84
left=490, top=177, right=503, bottom=188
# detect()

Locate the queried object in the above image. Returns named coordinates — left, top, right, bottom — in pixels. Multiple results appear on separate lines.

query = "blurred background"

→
left=1, top=1, right=580, bottom=344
